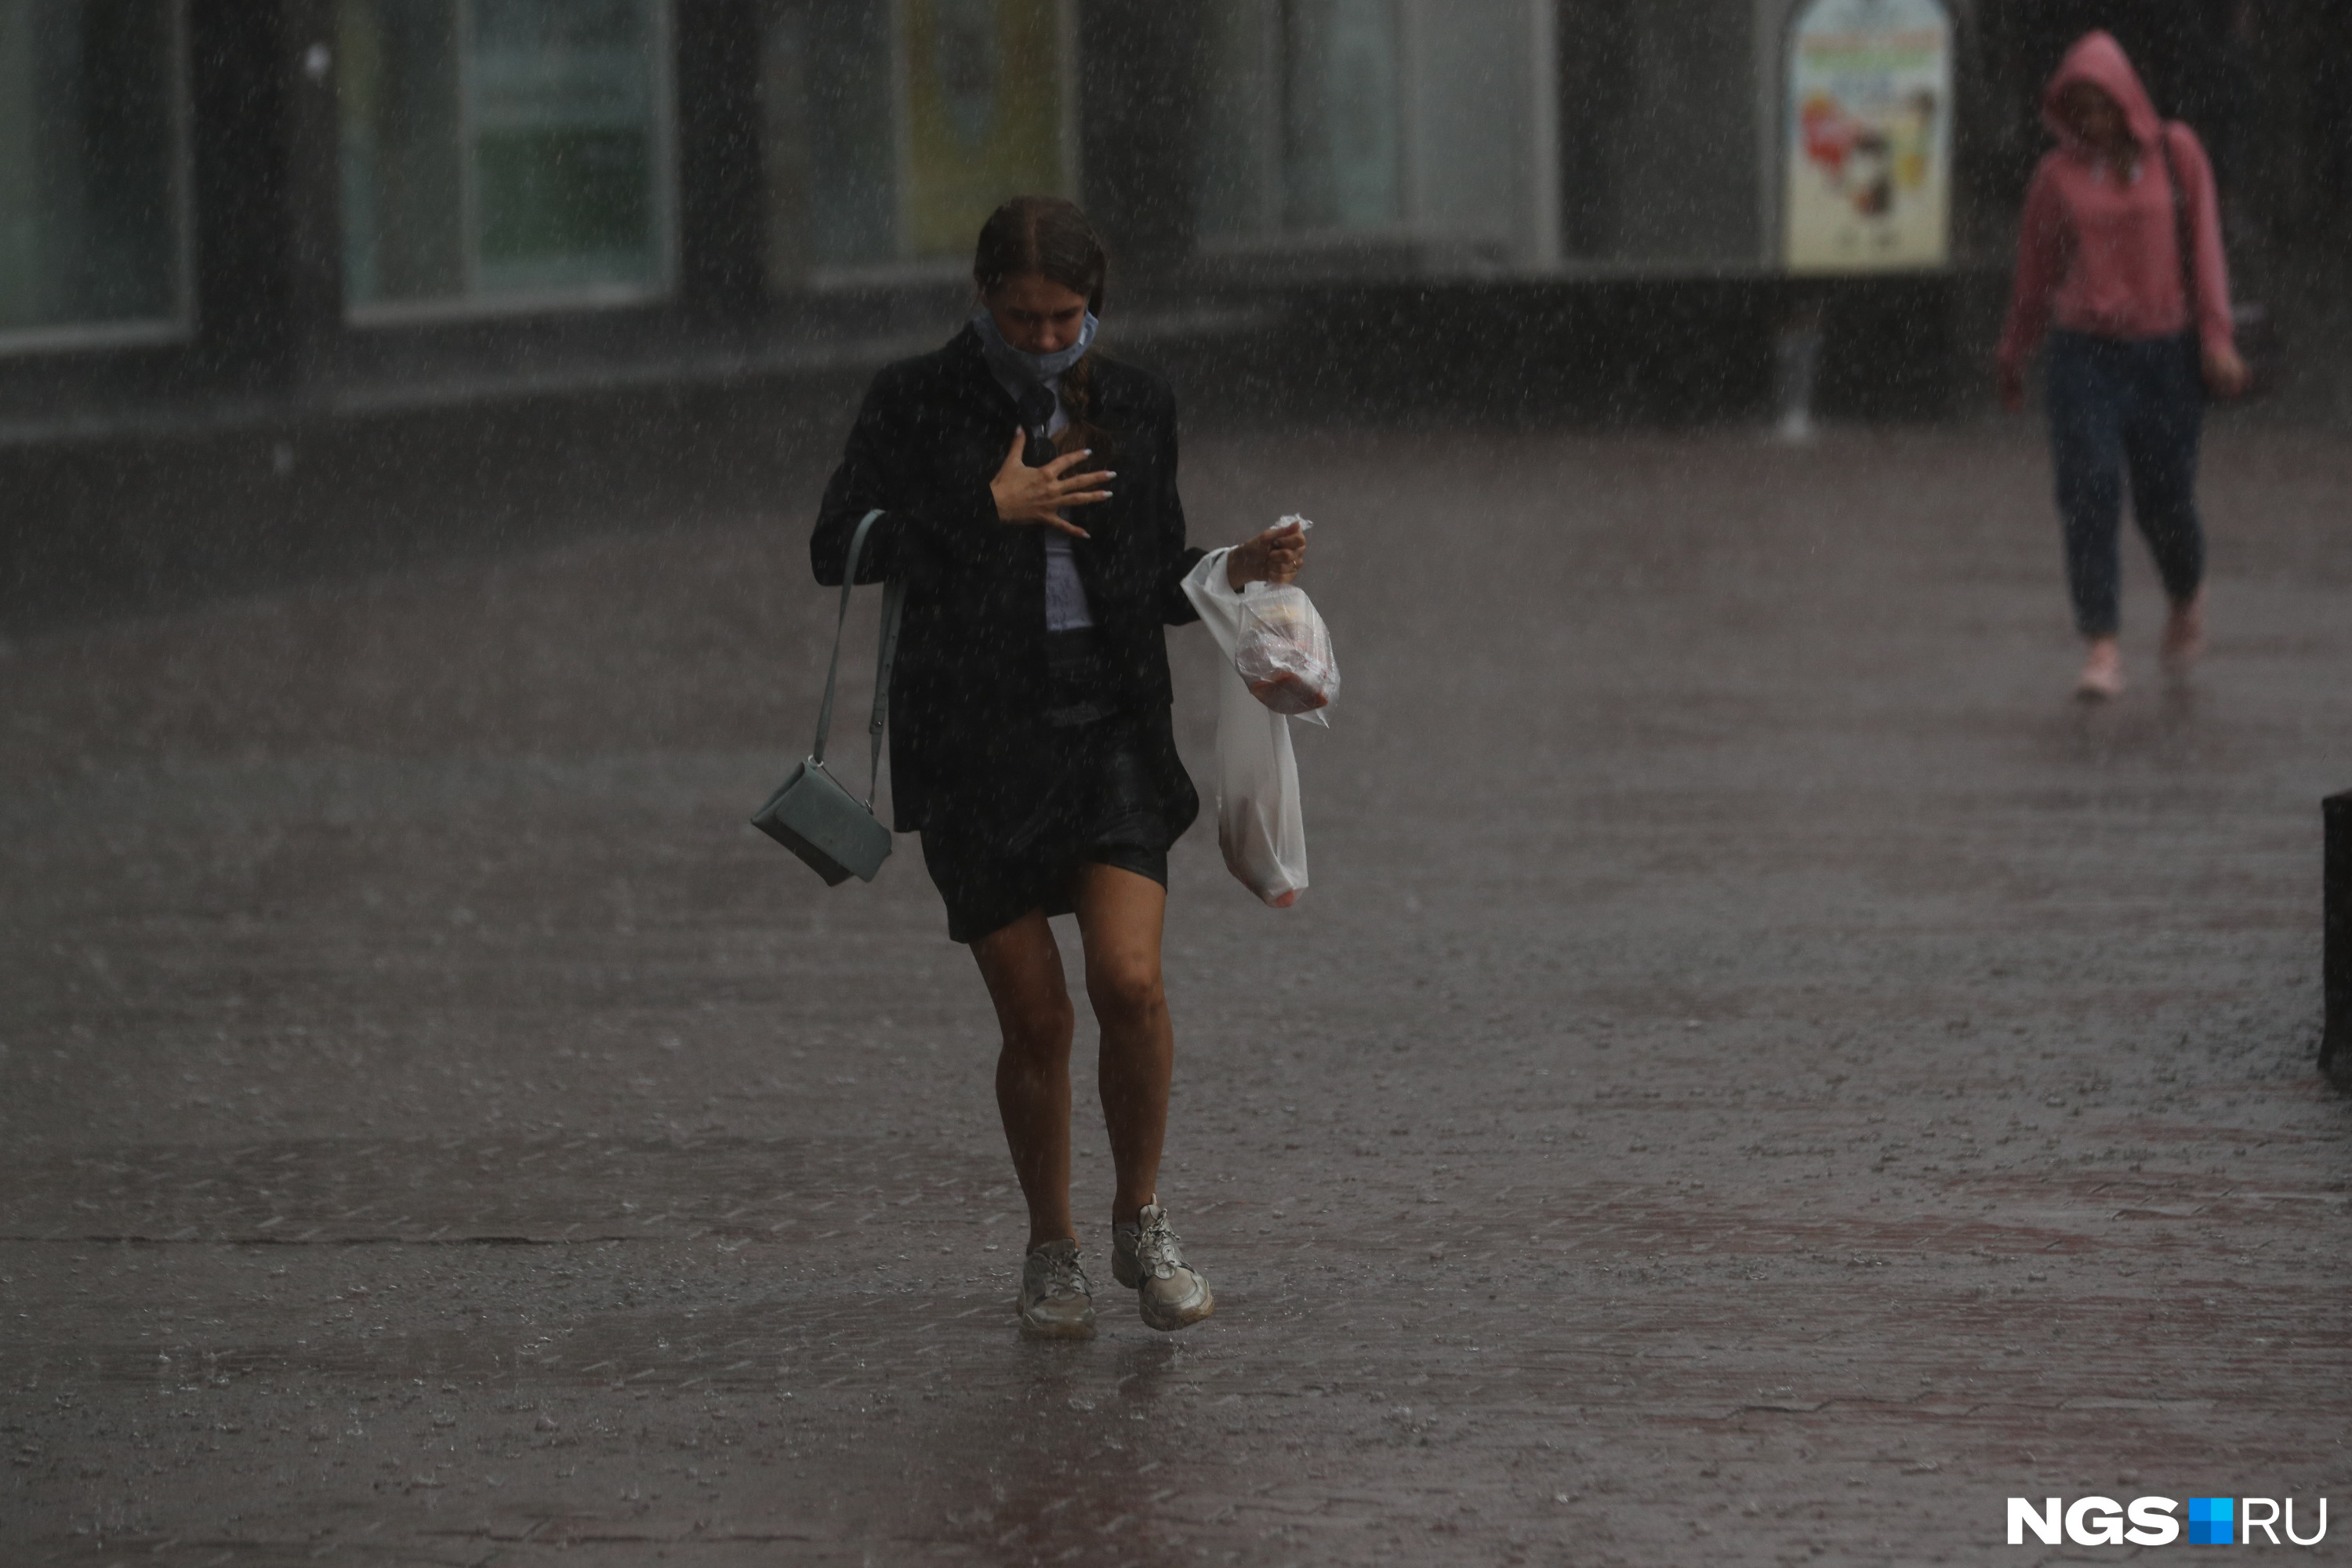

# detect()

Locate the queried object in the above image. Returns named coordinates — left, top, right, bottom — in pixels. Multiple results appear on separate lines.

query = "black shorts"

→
left=918, top=714, right=1171, bottom=945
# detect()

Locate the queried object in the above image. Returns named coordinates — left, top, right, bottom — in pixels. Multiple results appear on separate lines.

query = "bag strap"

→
left=2158, top=128, right=2196, bottom=328
left=811, top=509, right=884, bottom=767
left=866, top=579, right=906, bottom=810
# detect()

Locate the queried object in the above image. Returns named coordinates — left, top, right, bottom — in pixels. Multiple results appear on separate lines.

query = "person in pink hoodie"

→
left=1996, top=31, right=2246, bottom=700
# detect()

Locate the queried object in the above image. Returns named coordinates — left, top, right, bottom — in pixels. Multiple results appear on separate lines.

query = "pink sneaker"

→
left=2161, top=591, right=2206, bottom=675
left=2076, top=639, right=2124, bottom=701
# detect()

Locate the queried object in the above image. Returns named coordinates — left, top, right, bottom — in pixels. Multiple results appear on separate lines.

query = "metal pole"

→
left=1773, top=301, right=1824, bottom=443
left=2325, top=791, right=2351, bottom=1092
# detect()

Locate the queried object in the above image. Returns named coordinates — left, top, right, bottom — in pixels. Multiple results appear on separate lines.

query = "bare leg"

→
left=971, top=912, right=1076, bottom=1250
left=1073, top=864, right=1173, bottom=1227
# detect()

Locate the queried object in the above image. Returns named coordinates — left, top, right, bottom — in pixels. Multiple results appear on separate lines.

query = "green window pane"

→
left=470, top=0, right=660, bottom=292
left=1195, top=0, right=1401, bottom=241
left=339, top=0, right=666, bottom=310
left=1283, top=0, right=1400, bottom=231
left=474, top=127, right=652, bottom=282
left=0, top=0, right=183, bottom=336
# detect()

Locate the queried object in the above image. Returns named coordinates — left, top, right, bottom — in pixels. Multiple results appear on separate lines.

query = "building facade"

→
left=0, top=0, right=2341, bottom=434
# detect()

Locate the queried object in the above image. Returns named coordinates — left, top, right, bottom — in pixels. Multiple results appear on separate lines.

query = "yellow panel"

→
left=902, top=0, right=1067, bottom=260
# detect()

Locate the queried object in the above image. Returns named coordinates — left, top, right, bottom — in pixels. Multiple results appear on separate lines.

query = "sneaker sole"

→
left=1139, top=1282, right=1214, bottom=1332
left=1018, top=1308, right=1098, bottom=1340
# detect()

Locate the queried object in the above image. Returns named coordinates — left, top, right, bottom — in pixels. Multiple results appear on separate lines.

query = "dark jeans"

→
left=2045, top=329, right=2205, bottom=638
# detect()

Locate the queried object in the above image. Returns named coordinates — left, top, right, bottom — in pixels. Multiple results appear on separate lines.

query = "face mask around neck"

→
left=974, top=307, right=1099, bottom=386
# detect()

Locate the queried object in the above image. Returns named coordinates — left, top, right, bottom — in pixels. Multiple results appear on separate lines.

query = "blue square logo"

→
left=2187, top=1497, right=2234, bottom=1545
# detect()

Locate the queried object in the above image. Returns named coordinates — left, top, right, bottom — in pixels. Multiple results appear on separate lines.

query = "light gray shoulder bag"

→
left=751, top=509, right=906, bottom=885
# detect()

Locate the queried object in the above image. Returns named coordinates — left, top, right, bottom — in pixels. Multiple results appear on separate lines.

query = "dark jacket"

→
left=811, top=325, right=1206, bottom=837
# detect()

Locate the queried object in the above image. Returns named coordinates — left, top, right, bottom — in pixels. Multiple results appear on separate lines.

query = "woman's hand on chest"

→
left=987, top=428, right=1112, bottom=539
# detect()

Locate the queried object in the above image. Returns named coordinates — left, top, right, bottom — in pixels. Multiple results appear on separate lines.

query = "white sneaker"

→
left=1112, top=1203, right=1215, bottom=1331
left=2076, top=641, right=2125, bottom=701
left=1018, top=1239, right=1097, bottom=1339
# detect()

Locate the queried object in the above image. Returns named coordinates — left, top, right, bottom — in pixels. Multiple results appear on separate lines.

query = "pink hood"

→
left=2041, top=31, right=2164, bottom=154
left=1998, top=28, right=2235, bottom=368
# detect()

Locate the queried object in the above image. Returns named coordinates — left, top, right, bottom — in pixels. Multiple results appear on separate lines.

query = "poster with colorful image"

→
left=1782, top=0, right=1951, bottom=273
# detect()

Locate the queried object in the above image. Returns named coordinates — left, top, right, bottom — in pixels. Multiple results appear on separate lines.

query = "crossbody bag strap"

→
left=811, top=509, right=886, bottom=766
left=866, top=579, right=906, bottom=810
left=2158, top=128, right=2196, bottom=326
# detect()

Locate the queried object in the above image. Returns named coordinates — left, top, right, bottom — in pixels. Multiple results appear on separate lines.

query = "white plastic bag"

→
left=1234, top=583, right=1340, bottom=721
left=1182, top=546, right=1313, bottom=906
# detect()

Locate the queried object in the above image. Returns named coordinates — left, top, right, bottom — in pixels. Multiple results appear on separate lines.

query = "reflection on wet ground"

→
left=5, top=424, right=2350, bottom=1564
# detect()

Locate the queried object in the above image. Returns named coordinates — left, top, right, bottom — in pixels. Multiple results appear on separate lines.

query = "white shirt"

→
left=994, top=370, right=1095, bottom=632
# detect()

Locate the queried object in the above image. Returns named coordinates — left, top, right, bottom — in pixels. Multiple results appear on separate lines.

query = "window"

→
left=759, top=0, right=1073, bottom=283
left=0, top=0, right=188, bottom=347
left=1197, top=0, right=1550, bottom=264
left=337, top=0, right=673, bottom=316
left=1281, top=0, right=1403, bottom=230
left=1199, top=0, right=1404, bottom=241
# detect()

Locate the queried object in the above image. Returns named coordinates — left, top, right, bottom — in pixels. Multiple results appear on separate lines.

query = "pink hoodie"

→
left=1996, top=31, right=2234, bottom=372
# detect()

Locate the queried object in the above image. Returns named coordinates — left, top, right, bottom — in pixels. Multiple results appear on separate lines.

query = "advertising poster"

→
left=902, top=0, right=1068, bottom=259
left=1783, top=0, right=1951, bottom=273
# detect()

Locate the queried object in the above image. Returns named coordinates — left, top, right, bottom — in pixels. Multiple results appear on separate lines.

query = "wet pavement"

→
left=4, top=418, right=2350, bottom=1565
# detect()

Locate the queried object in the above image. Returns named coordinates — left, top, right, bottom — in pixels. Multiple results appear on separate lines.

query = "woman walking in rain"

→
left=1995, top=30, right=2246, bottom=700
left=811, top=197, right=1305, bottom=1339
